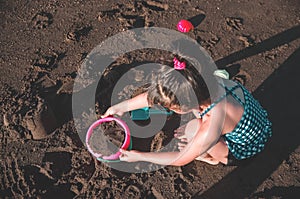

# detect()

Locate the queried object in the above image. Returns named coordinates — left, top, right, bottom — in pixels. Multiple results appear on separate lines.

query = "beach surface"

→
left=1, top=0, right=299, bottom=198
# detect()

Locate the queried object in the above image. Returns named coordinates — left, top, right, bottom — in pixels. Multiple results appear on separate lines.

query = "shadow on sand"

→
left=194, top=25, right=300, bottom=198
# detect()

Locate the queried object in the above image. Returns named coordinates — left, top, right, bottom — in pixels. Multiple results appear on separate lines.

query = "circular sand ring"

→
left=86, top=117, right=132, bottom=162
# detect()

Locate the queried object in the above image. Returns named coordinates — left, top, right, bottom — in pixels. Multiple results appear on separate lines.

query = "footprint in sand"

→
left=238, top=34, right=256, bottom=47
left=24, top=97, right=57, bottom=140
left=1, top=158, right=31, bottom=197
left=142, top=1, right=169, bottom=11
left=118, top=14, right=154, bottom=29
left=22, top=152, right=74, bottom=198
left=65, top=26, right=93, bottom=43
left=119, top=15, right=146, bottom=29
left=98, top=3, right=155, bottom=29
left=42, top=151, right=72, bottom=179
left=97, top=8, right=121, bottom=22
left=226, top=17, right=244, bottom=31
left=232, top=69, right=252, bottom=86
left=124, top=185, right=141, bottom=199
left=150, top=131, right=166, bottom=152
left=151, top=187, right=164, bottom=199
left=32, top=51, right=66, bottom=72
left=196, top=32, right=220, bottom=50
left=56, top=74, right=76, bottom=94
left=31, top=12, right=53, bottom=29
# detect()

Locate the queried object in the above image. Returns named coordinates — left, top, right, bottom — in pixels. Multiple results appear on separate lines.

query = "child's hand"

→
left=101, top=106, right=125, bottom=118
left=174, top=124, right=187, bottom=140
left=119, top=149, right=142, bottom=162
left=174, top=124, right=188, bottom=151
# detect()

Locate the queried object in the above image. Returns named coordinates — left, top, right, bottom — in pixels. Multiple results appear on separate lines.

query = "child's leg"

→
left=174, top=119, right=216, bottom=164
left=206, top=138, right=229, bottom=165
left=175, top=119, right=228, bottom=165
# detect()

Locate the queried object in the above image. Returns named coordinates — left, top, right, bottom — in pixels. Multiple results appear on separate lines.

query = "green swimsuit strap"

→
left=223, top=83, right=245, bottom=106
left=198, top=83, right=243, bottom=118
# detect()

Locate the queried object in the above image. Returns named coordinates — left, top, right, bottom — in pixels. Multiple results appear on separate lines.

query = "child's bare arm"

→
left=119, top=126, right=219, bottom=166
left=119, top=105, right=225, bottom=166
left=119, top=136, right=210, bottom=166
left=102, top=92, right=149, bottom=117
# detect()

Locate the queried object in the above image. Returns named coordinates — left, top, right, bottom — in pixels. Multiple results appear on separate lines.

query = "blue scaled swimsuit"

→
left=199, top=82, right=272, bottom=160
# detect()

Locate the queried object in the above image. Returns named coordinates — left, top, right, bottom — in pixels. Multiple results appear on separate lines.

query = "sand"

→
left=88, top=124, right=125, bottom=157
left=1, top=0, right=299, bottom=198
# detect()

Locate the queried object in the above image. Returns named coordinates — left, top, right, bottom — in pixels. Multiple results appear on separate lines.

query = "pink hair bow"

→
left=173, top=57, right=186, bottom=70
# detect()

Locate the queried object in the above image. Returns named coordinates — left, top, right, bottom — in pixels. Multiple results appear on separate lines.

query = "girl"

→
left=102, top=56, right=272, bottom=166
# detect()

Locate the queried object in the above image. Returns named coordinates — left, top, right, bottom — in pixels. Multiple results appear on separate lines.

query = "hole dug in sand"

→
left=24, top=97, right=58, bottom=140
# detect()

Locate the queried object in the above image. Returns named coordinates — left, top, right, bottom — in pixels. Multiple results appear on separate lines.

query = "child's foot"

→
left=176, top=140, right=219, bottom=165
left=176, top=141, right=219, bottom=165
left=195, top=154, right=220, bottom=165
left=174, top=121, right=219, bottom=165
left=175, top=134, right=219, bottom=165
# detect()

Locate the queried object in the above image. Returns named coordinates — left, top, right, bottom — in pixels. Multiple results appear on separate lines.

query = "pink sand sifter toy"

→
left=177, top=19, right=194, bottom=33
left=86, top=116, right=132, bottom=162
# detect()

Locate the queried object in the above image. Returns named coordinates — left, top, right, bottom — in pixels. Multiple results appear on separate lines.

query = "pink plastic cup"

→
left=86, top=117, right=131, bottom=161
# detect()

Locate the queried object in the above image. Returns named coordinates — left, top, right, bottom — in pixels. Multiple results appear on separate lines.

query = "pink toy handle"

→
left=86, top=117, right=131, bottom=160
